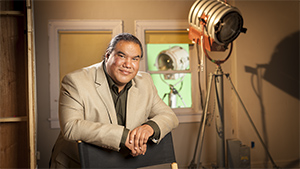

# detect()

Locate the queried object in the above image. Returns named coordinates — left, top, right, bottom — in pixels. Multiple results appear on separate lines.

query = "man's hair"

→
left=105, top=33, right=143, bottom=58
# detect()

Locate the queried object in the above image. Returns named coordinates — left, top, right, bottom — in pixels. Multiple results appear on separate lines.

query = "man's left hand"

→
left=128, top=124, right=154, bottom=156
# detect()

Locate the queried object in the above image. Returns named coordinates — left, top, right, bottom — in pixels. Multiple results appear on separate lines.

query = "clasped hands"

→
left=125, top=124, right=154, bottom=157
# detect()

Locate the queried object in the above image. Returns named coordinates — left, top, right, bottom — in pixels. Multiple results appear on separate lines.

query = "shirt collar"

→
left=103, top=62, right=132, bottom=93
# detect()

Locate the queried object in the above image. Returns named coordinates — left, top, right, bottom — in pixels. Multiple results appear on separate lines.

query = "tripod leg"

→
left=214, top=67, right=225, bottom=168
left=225, top=74, right=278, bottom=168
left=188, top=73, right=214, bottom=169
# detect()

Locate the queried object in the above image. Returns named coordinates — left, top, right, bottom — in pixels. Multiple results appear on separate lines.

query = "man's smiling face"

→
left=105, top=40, right=141, bottom=92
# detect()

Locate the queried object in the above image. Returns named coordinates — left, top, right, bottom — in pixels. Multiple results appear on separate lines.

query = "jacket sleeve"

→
left=58, top=74, right=124, bottom=151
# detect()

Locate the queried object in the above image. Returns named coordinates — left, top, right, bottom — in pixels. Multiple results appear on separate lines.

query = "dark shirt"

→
left=106, top=70, right=132, bottom=126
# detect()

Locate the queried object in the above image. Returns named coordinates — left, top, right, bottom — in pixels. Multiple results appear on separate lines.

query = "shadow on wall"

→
left=245, top=31, right=299, bottom=100
left=266, top=31, right=300, bottom=169
left=263, top=31, right=299, bottom=99
left=243, top=31, right=299, bottom=168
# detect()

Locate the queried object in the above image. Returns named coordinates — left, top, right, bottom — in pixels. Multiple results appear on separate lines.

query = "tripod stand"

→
left=160, top=74, right=187, bottom=108
left=188, top=64, right=279, bottom=169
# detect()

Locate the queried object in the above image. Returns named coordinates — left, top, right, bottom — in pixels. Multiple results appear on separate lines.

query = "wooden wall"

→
left=0, top=0, right=30, bottom=168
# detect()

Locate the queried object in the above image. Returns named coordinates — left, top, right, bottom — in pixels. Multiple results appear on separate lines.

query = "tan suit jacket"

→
left=50, top=61, right=179, bottom=168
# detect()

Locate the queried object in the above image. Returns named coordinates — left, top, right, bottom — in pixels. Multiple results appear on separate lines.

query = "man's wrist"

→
left=143, top=120, right=160, bottom=140
left=120, top=127, right=130, bottom=148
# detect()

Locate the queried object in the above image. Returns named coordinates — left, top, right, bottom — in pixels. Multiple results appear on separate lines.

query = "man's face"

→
left=105, top=40, right=141, bottom=91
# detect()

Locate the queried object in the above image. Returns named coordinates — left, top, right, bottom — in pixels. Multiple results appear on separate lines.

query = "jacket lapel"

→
left=126, top=80, right=139, bottom=129
left=94, top=62, right=118, bottom=124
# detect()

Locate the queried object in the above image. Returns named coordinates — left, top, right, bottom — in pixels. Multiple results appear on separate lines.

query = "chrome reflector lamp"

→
left=187, top=1, right=278, bottom=169
left=154, top=46, right=189, bottom=108
left=188, top=0, right=247, bottom=54
left=155, top=46, right=189, bottom=79
left=188, top=1, right=247, bottom=167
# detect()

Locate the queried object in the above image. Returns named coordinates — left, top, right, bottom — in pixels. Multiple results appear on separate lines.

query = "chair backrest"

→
left=78, top=132, right=176, bottom=168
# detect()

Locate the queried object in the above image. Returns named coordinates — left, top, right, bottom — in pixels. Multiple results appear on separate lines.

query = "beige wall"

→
left=234, top=1, right=299, bottom=168
left=34, top=0, right=299, bottom=168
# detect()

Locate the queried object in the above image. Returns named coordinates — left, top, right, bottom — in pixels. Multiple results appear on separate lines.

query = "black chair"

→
left=77, top=132, right=178, bottom=169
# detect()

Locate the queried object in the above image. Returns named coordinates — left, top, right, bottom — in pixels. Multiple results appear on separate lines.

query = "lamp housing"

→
left=188, top=0, right=246, bottom=51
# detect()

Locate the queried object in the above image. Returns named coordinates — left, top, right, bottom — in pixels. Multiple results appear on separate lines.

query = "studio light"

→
left=188, top=0, right=247, bottom=168
left=155, top=46, right=189, bottom=79
left=154, top=46, right=189, bottom=108
left=188, top=1, right=277, bottom=169
left=188, top=0, right=247, bottom=53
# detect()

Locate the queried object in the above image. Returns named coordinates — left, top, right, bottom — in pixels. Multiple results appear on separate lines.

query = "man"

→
left=50, top=33, right=179, bottom=168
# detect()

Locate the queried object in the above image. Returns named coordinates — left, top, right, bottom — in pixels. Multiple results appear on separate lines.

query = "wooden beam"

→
left=0, top=116, right=27, bottom=123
